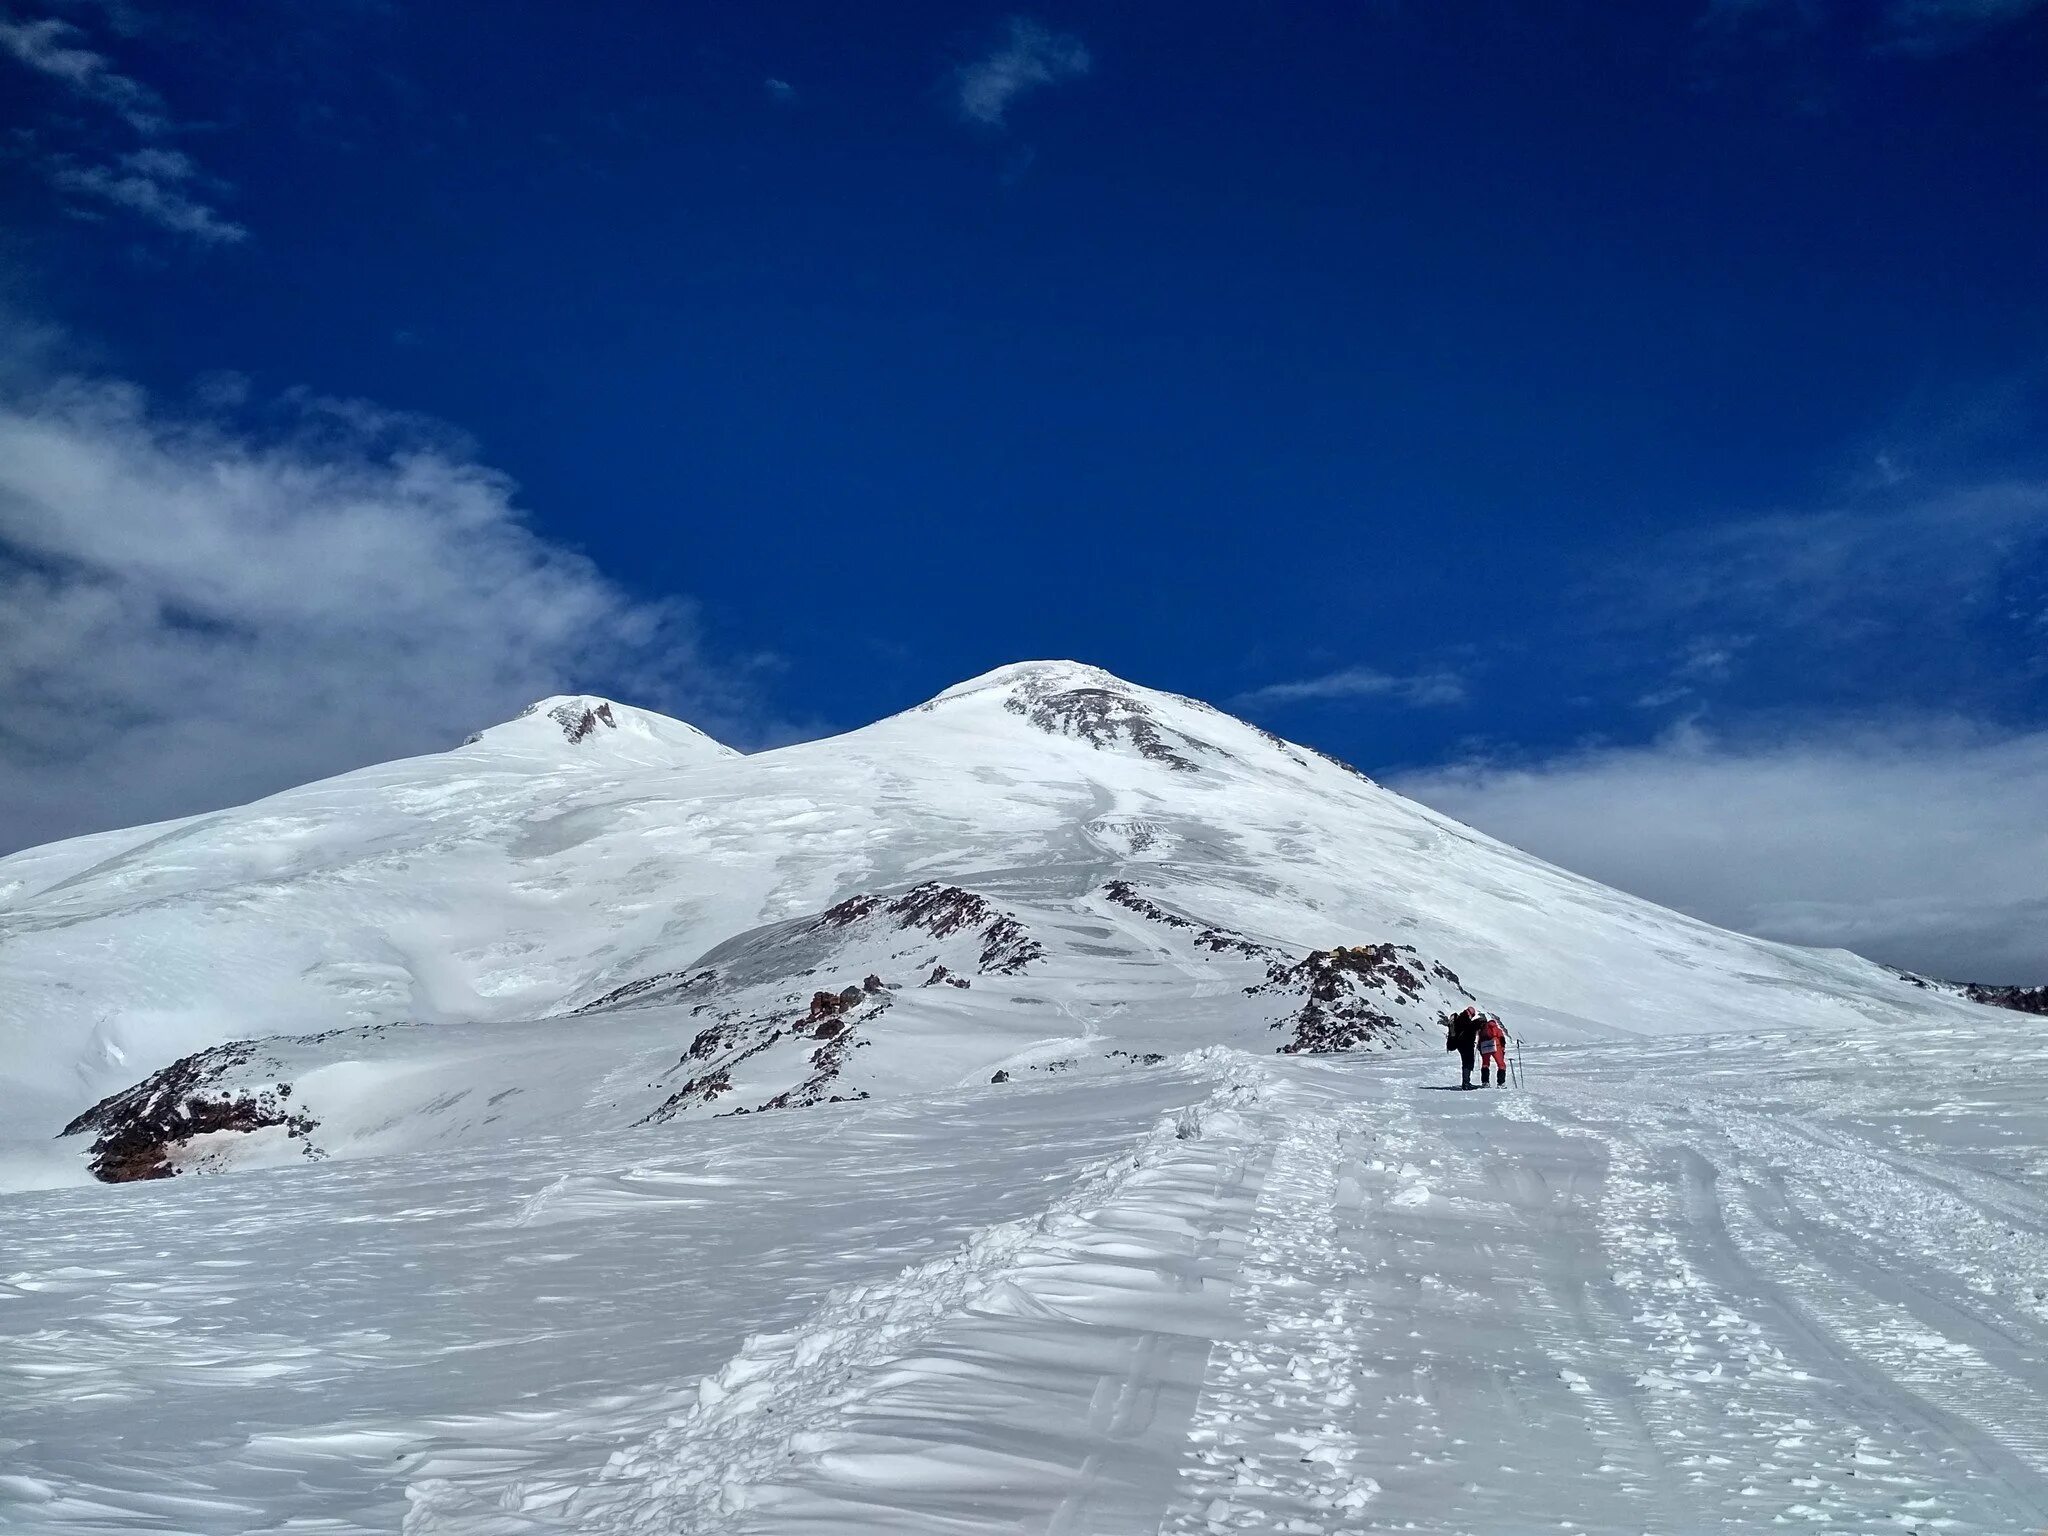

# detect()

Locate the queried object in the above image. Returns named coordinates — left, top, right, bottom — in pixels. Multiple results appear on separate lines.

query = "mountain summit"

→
left=0, top=660, right=1993, bottom=1180
left=461, top=693, right=738, bottom=764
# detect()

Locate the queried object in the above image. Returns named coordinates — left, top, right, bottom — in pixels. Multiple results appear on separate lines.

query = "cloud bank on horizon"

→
left=1395, top=721, right=2048, bottom=985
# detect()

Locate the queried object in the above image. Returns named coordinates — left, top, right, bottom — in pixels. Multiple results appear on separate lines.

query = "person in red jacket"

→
left=1477, top=1014, right=1509, bottom=1088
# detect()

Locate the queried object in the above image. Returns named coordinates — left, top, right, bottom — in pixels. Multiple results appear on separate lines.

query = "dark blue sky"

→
left=4, top=1, right=2046, bottom=974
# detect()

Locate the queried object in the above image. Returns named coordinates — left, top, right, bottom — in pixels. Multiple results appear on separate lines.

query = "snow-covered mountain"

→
left=7, top=664, right=2047, bottom=1536
left=0, top=661, right=1990, bottom=1184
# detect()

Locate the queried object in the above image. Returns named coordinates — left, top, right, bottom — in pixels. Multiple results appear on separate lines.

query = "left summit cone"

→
left=460, top=694, right=739, bottom=765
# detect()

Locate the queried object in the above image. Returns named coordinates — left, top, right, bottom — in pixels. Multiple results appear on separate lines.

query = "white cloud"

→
left=1646, top=481, right=2048, bottom=617
left=0, top=14, right=164, bottom=132
left=1395, top=720, right=2048, bottom=982
left=764, top=76, right=796, bottom=106
left=1234, top=665, right=1467, bottom=710
left=0, top=377, right=746, bottom=856
left=49, top=149, right=247, bottom=244
left=0, top=11, right=243, bottom=244
left=954, top=16, right=1092, bottom=127
left=1604, top=479, right=2048, bottom=712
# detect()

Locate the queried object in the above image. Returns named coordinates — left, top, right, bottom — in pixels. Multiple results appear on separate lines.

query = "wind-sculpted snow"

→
left=412, top=1062, right=1280, bottom=1534
left=7, top=1024, right=2047, bottom=1533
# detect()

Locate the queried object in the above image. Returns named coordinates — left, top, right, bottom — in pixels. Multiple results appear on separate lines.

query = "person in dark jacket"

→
left=1443, top=1006, right=1481, bottom=1089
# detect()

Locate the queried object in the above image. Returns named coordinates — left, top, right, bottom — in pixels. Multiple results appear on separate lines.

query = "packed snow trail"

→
left=1153, top=1044, right=2048, bottom=1534
left=4, top=1016, right=2046, bottom=1534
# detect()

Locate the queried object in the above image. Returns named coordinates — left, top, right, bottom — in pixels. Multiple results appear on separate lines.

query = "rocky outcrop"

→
left=575, top=968, right=721, bottom=1015
left=547, top=699, right=617, bottom=743
left=1963, top=982, right=2048, bottom=1016
left=639, top=978, right=895, bottom=1125
left=999, top=672, right=1201, bottom=771
left=1899, top=973, right=2048, bottom=1017
left=1248, top=944, right=1472, bottom=1055
left=59, top=1041, right=318, bottom=1182
left=1101, top=880, right=1279, bottom=959
left=821, top=883, right=1046, bottom=975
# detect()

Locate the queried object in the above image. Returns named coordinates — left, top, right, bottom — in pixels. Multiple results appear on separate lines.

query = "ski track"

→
left=5, top=1022, right=2048, bottom=1535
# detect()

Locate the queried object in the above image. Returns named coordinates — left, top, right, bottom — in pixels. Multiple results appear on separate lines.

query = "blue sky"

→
left=2, top=1, right=2045, bottom=977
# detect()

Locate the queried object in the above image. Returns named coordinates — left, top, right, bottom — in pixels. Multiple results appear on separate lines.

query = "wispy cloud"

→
left=764, top=76, right=796, bottom=106
left=1395, top=718, right=2048, bottom=981
left=49, top=148, right=248, bottom=244
left=1603, top=478, right=2048, bottom=712
left=0, top=14, right=164, bottom=132
left=953, top=16, right=1091, bottom=127
left=0, top=374, right=757, bottom=855
left=0, top=11, right=242, bottom=244
left=1234, top=665, right=1467, bottom=711
left=1649, top=483, right=2046, bottom=613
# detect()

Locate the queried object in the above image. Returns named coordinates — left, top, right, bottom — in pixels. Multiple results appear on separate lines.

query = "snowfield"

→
left=2, top=661, right=2043, bottom=1532
left=4, top=1025, right=2045, bottom=1533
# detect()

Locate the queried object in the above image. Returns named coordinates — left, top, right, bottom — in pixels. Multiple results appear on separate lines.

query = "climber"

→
left=1477, top=1013, right=1509, bottom=1088
left=1443, top=1005, right=1481, bottom=1089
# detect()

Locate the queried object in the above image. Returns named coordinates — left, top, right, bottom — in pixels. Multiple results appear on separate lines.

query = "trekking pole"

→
left=1514, top=1035, right=1525, bottom=1090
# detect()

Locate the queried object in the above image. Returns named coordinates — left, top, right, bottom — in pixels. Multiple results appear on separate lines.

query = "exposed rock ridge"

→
left=59, top=1042, right=319, bottom=1182
left=545, top=699, right=617, bottom=743
left=1248, top=944, right=1473, bottom=1054
left=1101, top=879, right=1278, bottom=958
left=1964, top=981, right=2048, bottom=1016
left=1004, top=678, right=1201, bottom=771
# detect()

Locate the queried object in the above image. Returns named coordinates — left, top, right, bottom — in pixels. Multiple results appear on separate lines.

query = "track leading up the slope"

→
left=415, top=1025, right=2048, bottom=1536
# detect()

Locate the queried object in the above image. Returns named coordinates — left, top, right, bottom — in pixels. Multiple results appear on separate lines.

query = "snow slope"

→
left=4, top=661, right=2044, bottom=1533
left=4, top=1020, right=2044, bottom=1533
left=0, top=661, right=1997, bottom=1181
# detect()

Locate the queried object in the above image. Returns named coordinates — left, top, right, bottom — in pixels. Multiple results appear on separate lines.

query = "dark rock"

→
left=820, top=883, right=1043, bottom=974
left=1248, top=943, right=1471, bottom=1055
left=1963, top=982, right=2048, bottom=1016
left=548, top=699, right=617, bottom=744
left=575, top=968, right=719, bottom=1015
left=1101, top=880, right=1277, bottom=959
left=60, top=1041, right=319, bottom=1183
left=1001, top=676, right=1201, bottom=771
